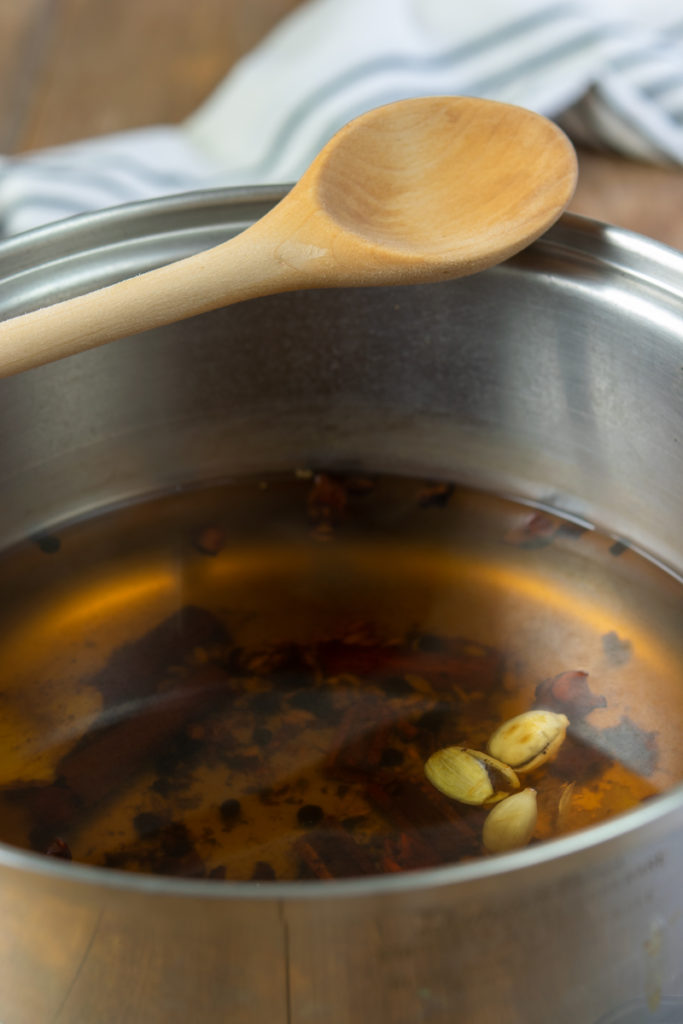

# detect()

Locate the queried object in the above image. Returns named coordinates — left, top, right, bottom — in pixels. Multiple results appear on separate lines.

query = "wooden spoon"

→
left=0, top=96, right=576, bottom=378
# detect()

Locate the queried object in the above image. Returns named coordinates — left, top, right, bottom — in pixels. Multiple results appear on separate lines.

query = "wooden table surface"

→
left=2, top=0, right=683, bottom=251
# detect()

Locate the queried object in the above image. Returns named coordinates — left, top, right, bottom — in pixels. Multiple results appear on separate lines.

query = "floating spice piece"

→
left=19, top=785, right=81, bottom=852
left=259, top=785, right=290, bottom=807
left=296, top=822, right=377, bottom=879
left=287, top=687, right=336, bottom=718
left=503, top=511, right=560, bottom=549
left=297, top=804, right=324, bottom=827
left=424, top=747, right=520, bottom=806
left=19, top=664, right=233, bottom=849
left=602, top=631, right=632, bottom=666
left=315, top=635, right=502, bottom=696
left=251, top=861, right=276, bottom=881
left=326, top=698, right=395, bottom=782
left=380, top=830, right=445, bottom=872
left=45, top=837, right=72, bottom=860
left=488, top=710, right=569, bottom=774
left=307, top=473, right=348, bottom=528
left=411, top=705, right=463, bottom=760
left=609, top=540, right=629, bottom=557
left=546, top=732, right=614, bottom=784
left=223, top=751, right=261, bottom=774
left=194, top=526, right=226, bottom=556
left=379, top=748, right=405, bottom=768
left=103, top=820, right=207, bottom=878
left=343, top=475, right=376, bottom=495
left=58, top=664, right=232, bottom=803
left=366, top=777, right=479, bottom=863
left=88, top=605, right=231, bottom=707
left=133, top=812, right=167, bottom=839
left=418, top=483, right=454, bottom=508
left=556, top=782, right=575, bottom=832
left=595, top=716, right=659, bottom=777
left=33, top=534, right=61, bottom=554
left=219, top=798, right=241, bottom=825
left=534, top=670, right=606, bottom=720
left=243, top=642, right=315, bottom=688
left=482, top=789, right=538, bottom=854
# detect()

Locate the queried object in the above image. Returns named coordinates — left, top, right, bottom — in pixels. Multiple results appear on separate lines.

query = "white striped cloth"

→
left=2, top=0, right=683, bottom=236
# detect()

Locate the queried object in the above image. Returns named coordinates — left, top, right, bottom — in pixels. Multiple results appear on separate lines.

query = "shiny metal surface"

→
left=0, top=191, right=682, bottom=1023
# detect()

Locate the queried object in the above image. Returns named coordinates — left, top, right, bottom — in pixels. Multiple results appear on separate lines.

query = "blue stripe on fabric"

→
left=243, top=3, right=581, bottom=179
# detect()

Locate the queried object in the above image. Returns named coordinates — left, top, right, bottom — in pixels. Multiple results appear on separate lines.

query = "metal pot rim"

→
left=3, top=184, right=683, bottom=305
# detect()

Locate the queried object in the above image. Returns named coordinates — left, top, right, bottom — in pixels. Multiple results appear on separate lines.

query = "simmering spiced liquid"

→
left=0, top=473, right=681, bottom=880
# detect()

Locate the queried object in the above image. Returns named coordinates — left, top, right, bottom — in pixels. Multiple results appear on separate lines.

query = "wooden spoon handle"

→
left=0, top=219, right=306, bottom=379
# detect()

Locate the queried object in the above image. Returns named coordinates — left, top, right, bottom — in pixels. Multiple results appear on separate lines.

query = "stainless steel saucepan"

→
left=0, top=189, right=681, bottom=1024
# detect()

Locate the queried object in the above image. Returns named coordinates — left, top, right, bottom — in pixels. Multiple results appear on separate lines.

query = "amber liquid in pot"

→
left=0, top=473, right=681, bottom=880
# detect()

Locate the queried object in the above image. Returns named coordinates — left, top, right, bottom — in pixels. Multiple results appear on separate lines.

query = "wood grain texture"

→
left=572, top=149, right=683, bottom=251
left=0, top=0, right=55, bottom=152
left=9, top=0, right=304, bottom=152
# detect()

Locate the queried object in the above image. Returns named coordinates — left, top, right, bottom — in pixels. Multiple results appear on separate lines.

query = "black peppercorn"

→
left=297, top=804, right=324, bottom=827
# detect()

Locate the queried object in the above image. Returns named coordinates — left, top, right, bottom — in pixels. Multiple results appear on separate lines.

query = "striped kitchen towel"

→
left=2, top=0, right=683, bottom=236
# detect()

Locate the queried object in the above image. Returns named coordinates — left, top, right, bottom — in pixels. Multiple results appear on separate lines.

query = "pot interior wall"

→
left=0, top=199, right=681, bottom=578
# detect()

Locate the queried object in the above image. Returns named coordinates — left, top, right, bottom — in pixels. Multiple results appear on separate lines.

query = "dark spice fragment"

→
left=602, top=631, right=632, bottom=666
left=595, top=716, right=659, bottom=777
left=17, top=663, right=233, bottom=849
left=33, top=534, right=61, bottom=554
left=248, top=689, right=282, bottom=716
left=88, top=605, right=231, bottom=708
left=547, top=733, right=614, bottom=784
left=259, top=785, right=290, bottom=806
left=375, top=676, right=416, bottom=698
left=343, top=475, right=376, bottom=496
left=418, top=483, right=454, bottom=508
left=153, top=730, right=204, bottom=785
left=316, top=634, right=502, bottom=696
left=609, top=540, right=629, bottom=557
left=534, top=669, right=606, bottom=720
left=223, top=752, right=261, bottom=773
left=379, top=747, right=405, bottom=768
left=219, top=798, right=241, bottom=824
left=557, top=520, right=588, bottom=538
left=504, top=512, right=560, bottom=549
left=121, top=818, right=207, bottom=876
left=325, top=698, right=395, bottom=782
left=22, top=784, right=81, bottom=851
left=133, top=812, right=167, bottom=839
left=194, top=526, right=226, bottom=556
left=414, top=633, right=450, bottom=654
left=307, top=473, right=348, bottom=526
left=297, top=804, right=324, bottom=827
left=288, top=687, right=336, bottom=717
left=45, top=837, right=72, bottom=860
left=103, top=819, right=206, bottom=878
left=296, top=822, right=378, bottom=878
left=412, top=705, right=462, bottom=759
left=160, top=822, right=194, bottom=859
left=341, top=815, right=368, bottom=832
left=379, top=830, right=447, bottom=872
left=366, top=777, right=479, bottom=865
left=253, top=726, right=273, bottom=746
left=59, top=664, right=231, bottom=806
left=251, top=860, right=276, bottom=881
